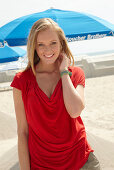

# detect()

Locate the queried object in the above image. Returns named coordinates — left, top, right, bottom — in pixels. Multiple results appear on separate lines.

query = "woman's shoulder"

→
left=68, top=66, right=85, bottom=87
left=10, top=68, right=33, bottom=90
left=16, top=68, right=31, bottom=78
left=68, top=66, right=85, bottom=76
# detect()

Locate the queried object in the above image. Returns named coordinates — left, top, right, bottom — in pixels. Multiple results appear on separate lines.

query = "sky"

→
left=0, top=0, right=114, bottom=55
left=0, top=0, right=114, bottom=26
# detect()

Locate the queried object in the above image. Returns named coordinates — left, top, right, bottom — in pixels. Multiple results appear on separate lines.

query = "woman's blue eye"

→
left=38, top=44, right=43, bottom=46
left=51, top=42, right=57, bottom=45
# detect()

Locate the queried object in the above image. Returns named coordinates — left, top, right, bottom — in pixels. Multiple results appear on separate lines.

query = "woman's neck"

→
left=35, top=61, right=59, bottom=74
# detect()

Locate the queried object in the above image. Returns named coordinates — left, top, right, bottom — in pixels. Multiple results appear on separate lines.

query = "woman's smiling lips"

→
left=44, top=54, right=54, bottom=58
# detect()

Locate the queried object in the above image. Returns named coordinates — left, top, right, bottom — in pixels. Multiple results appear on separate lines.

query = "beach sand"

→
left=0, top=75, right=114, bottom=169
left=82, top=75, right=114, bottom=142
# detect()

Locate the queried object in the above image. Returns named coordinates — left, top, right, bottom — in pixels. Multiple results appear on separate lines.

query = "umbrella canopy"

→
left=0, top=8, right=114, bottom=46
left=0, top=43, right=26, bottom=63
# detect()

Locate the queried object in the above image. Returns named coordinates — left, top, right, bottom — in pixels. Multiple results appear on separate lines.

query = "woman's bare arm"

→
left=61, top=74, right=85, bottom=118
left=58, top=54, right=85, bottom=118
left=13, top=88, right=30, bottom=170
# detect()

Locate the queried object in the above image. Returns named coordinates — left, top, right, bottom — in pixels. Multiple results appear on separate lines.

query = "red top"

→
left=11, top=66, right=93, bottom=170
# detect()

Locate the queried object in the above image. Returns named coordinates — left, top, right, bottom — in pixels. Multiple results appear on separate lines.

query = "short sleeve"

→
left=10, top=72, right=24, bottom=91
left=70, top=66, right=85, bottom=88
left=76, top=67, right=85, bottom=87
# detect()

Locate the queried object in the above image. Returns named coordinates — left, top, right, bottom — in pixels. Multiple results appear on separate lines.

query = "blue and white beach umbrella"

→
left=0, top=43, right=26, bottom=63
left=0, top=8, right=114, bottom=46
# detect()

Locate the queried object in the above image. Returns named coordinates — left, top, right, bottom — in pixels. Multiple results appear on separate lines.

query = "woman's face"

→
left=36, top=27, right=61, bottom=65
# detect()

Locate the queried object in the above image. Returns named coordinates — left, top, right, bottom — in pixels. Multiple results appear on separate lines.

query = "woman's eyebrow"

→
left=37, top=40, right=58, bottom=43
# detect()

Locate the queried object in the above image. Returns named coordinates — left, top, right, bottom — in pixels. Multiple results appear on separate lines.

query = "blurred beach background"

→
left=0, top=0, right=114, bottom=169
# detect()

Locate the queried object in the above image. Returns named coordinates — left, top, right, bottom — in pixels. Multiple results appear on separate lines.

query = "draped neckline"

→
left=30, top=68, right=62, bottom=102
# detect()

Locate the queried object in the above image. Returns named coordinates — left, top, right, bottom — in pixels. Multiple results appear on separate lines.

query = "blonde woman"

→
left=11, top=18, right=100, bottom=170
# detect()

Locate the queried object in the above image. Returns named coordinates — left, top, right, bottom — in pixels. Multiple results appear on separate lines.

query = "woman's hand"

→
left=57, top=53, right=70, bottom=72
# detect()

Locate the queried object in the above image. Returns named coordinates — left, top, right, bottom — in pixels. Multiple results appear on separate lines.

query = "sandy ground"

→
left=82, top=75, right=114, bottom=142
left=0, top=75, right=114, bottom=169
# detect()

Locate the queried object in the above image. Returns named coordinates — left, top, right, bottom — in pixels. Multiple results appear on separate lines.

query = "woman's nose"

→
left=44, top=45, right=52, bottom=53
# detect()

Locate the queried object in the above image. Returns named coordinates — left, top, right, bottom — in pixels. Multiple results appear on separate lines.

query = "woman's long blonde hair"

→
left=25, top=18, right=74, bottom=75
